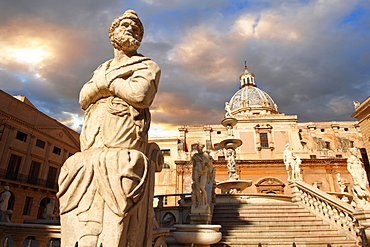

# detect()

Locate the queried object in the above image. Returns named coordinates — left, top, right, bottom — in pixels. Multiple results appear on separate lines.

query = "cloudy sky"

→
left=1, top=0, right=369, bottom=137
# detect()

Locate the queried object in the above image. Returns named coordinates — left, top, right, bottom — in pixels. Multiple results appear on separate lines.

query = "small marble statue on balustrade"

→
left=292, top=155, right=302, bottom=181
left=284, top=144, right=295, bottom=181
left=0, top=186, right=11, bottom=222
left=43, top=197, right=56, bottom=220
left=57, top=10, right=161, bottom=247
left=336, top=173, right=348, bottom=194
left=347, top=148, right=370, bottom=209
left=191, top=143, right=213, bottom=213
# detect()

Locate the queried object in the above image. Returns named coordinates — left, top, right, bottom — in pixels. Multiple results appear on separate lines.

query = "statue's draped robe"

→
left=57, top=55, right=160, bottom=247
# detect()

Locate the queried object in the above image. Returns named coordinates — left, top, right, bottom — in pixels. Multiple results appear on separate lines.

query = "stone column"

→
left=307, top=123, right=316, bottom=151
left=203, top=126, right=213, bottom=151
left=40, top=141, right=52, bottom=187
left=0, top=125, right=15, bottom=175
left=331, top=122, right=340, bottom=150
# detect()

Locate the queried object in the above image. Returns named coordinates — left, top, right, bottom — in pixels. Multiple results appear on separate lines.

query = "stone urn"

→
left=173, top=224, right=222, bottom=247
left=217, top=179, right=252, bottom=194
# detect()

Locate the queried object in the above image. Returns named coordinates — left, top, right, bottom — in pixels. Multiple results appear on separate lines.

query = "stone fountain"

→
left=217, top=116, right=252, bottom=194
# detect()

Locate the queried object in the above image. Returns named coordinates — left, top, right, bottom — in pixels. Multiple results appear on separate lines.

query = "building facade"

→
left=151, top=67, right=366, bottom=205
left=0, top=90, right=80, bottom=223
left=351, top=97, right=370, bottom=168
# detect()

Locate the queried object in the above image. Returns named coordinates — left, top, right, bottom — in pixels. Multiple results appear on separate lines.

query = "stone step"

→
left=220, top=234, right=349, bottom=242
left=214, top=204, right=301, bottom=210
left=214, top=209, right=307, bottom=213
left=211, top=200, right=358, bottom=247
left=220, top=228, right=340, bottom=236
left=214, top=209, right=310, bottom=215
left=214, top=223, right=332, bottom=230
left=212, top=240, right=357, bottom=247
left=213, top=212, right=313, bottom=218
left=213, top=216, right=322, bottom=223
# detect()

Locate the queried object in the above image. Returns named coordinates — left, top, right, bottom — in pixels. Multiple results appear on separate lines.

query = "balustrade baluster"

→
left=322, top=202, right=328, bottom=216
left=313, top=196, right=319, bottom=211
left=317, top=199, right=323, bottom=213
left=327, top=204, right=334, bottom=219
left=12, top=235, right=27, bottom=247
left=308, top=195, right=315, bottom=209
left=289, top=181, right=359, bottom=241
left=35, top=236, right=51, bottom=247
left=0, top=234, right=7, bottom=247
left=3, top=237, right=8, bottom=247
left=333, top=208, right=340, bottom=223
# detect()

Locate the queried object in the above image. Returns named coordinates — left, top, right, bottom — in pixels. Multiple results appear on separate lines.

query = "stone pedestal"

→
left=354, top=210, right=370, bottom=242
left=190, top=213, right=212, bottom=225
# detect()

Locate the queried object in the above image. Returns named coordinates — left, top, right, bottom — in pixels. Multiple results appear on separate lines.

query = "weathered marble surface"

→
left=43, top=197, right=56, bottom=220
left=347, top=148, right=370, bottom=209
left=191, top=144, right=214, bottom=214
left=284, top=144, right=302, bottom=181
left=57, top=10, right=161, bottom=247
left=0, top=186, right=11, bottom=223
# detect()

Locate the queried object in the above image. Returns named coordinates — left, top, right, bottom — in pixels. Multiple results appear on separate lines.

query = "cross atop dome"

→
left=239, top=62, right=256, bottom=88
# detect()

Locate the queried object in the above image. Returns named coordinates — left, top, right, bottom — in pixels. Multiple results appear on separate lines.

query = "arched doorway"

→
left=37, top=197, right=50, bottom=219
left=255, top=178, right=285, bottom=194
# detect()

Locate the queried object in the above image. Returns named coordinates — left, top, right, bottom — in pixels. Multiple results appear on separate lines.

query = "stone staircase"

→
left=211, top=196, right=358, bottom=247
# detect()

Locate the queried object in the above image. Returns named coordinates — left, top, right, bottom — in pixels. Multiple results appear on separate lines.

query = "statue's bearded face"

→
left=110, top=18, right=141, bottom=52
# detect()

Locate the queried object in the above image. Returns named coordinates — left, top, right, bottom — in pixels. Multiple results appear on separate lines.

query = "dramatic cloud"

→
left=0, top=0, right=369, bottom=136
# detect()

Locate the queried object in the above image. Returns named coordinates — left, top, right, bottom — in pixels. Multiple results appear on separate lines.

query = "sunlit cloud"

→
left=11, top=47, right=50, bottom=64
left=0, top=0, right=369, bottom=135
left=58, top=111, right=84, bottom=133
left=149, top=123, right=180, bottom=138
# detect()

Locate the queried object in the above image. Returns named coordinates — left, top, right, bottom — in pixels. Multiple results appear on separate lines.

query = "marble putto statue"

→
left=57, top=10, right=161, bottom=247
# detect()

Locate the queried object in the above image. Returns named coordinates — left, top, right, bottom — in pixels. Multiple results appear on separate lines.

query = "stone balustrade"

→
left=154, top=194, right=192, bottom=229
left=289, top=180, right=360, bottom=243
left=0, top=223, right=60, bottom=247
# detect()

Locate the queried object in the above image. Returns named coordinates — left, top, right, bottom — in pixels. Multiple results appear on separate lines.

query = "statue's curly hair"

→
left=109, top=10, right=144, bottom=42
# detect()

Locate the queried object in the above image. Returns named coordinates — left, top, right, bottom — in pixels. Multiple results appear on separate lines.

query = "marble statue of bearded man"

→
left=57, top=10, right=161, bottom=247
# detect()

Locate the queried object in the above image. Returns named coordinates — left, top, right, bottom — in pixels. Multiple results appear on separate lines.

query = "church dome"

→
left=227, top=67, right=279, bottom=116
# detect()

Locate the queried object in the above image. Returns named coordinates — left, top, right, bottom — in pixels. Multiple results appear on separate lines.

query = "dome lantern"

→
left=240, top=64, right=256, bottom=88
